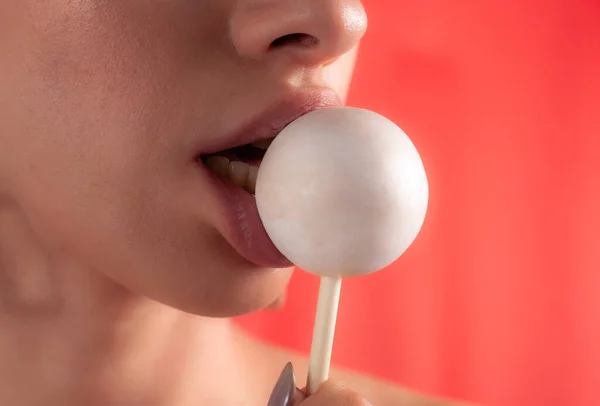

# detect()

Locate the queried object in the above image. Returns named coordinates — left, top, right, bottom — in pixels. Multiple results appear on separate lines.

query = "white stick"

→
left=306, top=275, right=343, bottom=395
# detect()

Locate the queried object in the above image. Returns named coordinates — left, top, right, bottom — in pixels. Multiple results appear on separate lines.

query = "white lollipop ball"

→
left=255, top=107, right=429, bottom=278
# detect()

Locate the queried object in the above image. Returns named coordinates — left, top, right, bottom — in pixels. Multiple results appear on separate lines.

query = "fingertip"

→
left=301, top=379, right=372, bottom=406
left=293, top=387, right=307, bottom=404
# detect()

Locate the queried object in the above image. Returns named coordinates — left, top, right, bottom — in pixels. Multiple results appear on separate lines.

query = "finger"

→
left=298, top=380, right=372, bottom=406
left=293, top=387, right=307, bottom=404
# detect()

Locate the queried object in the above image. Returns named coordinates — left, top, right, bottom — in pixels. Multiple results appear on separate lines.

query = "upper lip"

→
left=197, top=88, right=342, bottom=156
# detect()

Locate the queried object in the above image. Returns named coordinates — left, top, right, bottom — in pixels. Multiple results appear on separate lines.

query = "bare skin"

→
left=0, top=1, right=471, bottom=405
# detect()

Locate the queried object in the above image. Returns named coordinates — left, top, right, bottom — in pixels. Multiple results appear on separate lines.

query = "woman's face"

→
left=0, top=1, right=366, bottom=316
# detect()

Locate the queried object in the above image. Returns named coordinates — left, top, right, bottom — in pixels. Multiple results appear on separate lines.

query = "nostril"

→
left=269, top=33, right=319, bottom=49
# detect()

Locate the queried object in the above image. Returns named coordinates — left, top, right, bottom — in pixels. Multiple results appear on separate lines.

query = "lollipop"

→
left=255, top=107, right=429, bottom=394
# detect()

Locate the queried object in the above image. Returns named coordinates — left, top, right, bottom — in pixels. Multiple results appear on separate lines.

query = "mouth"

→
left=197, top=88, right=342, bottom=197
left=194, top=88, right=341, bottom=268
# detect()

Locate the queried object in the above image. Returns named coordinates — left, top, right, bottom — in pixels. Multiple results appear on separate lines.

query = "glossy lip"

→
left=197, top=87, right=342, bottom=156
left=197, top=88, right=342, bottom=268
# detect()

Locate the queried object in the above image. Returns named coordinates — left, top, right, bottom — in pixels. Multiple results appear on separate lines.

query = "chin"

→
left=163, top=265, right=295, bottom=318
left=188, top=239, right=296, bottom=318
left=109, top=266, right=295, bottom=318
left=74, top=215, right=294, bottom=318
left=111, top=244, right=297, bottom=318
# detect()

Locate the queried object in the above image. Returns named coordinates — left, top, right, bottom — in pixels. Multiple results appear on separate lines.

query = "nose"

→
left=230, top=0, right=367, bottom=66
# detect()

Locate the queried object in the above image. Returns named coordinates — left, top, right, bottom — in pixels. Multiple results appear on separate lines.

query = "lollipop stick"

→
left=306, top=275, right=342, bottom=395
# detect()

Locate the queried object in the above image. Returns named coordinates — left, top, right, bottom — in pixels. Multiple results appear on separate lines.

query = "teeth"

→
left=205, top=156, right=230, bottom=178
left=205, top=156, right=259, bottom=195
left=228, top=161, right=249, bottom=188
left=247, top=166, right=258, bottom=194
left=250, top=138, right=273, bottom=150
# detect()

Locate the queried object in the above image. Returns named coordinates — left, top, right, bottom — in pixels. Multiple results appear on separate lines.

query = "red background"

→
left=237, top=1, right=600, bottom=405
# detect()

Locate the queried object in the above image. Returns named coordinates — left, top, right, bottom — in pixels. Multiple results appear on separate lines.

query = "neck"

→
left=0, top=203, right=257, bottom=405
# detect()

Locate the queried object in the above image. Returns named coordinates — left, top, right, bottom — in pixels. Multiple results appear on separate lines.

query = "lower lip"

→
left=198, top=162, right=293, bottom=268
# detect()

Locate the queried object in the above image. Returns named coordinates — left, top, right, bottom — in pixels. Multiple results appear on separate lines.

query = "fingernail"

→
left=268, top=362, right=296, bottom=406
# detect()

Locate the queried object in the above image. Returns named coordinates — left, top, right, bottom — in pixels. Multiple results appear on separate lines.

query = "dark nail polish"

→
left=267, top=362, right=296, bottom=406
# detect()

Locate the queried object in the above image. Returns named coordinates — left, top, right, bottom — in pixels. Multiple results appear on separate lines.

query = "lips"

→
left=197, top=88, right=342, bottom=156
left=197, top=88, right=342, bottom=268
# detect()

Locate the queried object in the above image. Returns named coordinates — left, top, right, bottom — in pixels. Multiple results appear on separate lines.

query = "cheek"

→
left=0, top=1, right=294, bottom=316
left=322, top=46, right=359, bottom=101
left=0, top=35, right=194, bottom=278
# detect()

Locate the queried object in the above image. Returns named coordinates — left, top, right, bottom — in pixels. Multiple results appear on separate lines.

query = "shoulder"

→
left=329, top=366, right=470, bottom=406
left=259, top=340, right=472, bottom=406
